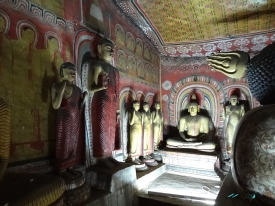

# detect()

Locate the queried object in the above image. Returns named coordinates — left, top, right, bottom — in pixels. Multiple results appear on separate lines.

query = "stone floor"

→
left=147, top=172, right=220, bottom=200
left=136, top=165, right=263, bottom=206
left=136, top=165, right=221, bottom=206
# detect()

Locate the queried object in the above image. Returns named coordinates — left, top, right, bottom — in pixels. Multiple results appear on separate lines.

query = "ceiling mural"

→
left=114, top=0, right=275, bottom=57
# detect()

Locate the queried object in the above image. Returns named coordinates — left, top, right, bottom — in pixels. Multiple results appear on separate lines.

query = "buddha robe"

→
left=55, top=85, right=82, bottom=171
left=91, top=62, right=120, bottom=157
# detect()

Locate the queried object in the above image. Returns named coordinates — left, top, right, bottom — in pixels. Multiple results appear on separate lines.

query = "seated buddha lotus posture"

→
left=166, top=101, right=216, bottom=151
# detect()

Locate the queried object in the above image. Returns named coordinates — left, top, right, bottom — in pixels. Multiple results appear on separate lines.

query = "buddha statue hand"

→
left=58, top=81, right=66, bottom=95
left=82, top=91, right=88, bottom=99
left=206, top=51, right=249, bottom=78
left=179, top=132, right=197, bottom=142
left=80, top=91, right=88, bottom=108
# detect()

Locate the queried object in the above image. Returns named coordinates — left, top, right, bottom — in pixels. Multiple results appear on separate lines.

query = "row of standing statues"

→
left=128, top=101, right=163, bottom=169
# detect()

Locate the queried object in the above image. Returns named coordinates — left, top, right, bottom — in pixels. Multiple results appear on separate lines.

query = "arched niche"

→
left=221, top=77, right=259, bottom=109
left=168, top=75, right=225, bottom=130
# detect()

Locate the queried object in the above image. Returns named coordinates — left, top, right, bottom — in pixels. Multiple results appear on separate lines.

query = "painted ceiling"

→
left=114, top=0, right=275, bottom=56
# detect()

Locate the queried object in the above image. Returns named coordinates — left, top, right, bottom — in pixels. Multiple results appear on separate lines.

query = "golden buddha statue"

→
left=128, top=100, right=143, bottom=164
left=166, top=100, right=216, bottom=151
left=151, top=102, right=163, bottom=150
left=223, top=95, right=245, bottom=154
left=141, top=102, right=153, bottom=159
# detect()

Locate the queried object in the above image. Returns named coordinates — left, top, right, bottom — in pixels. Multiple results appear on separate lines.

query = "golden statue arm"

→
left=222, top=105, right=226, bottom=119
left=141, top=112, right=144, bottom=125
left=51, top=82, right=66, bottom=109
left=128, top=111, right=136, bottom=126
left=206, top=51, right=249, bottom=78
left=178, top=118, right=187, bottom=140
left=151, top=111, right=156, bottom=123
left=240, top=104, right=245, bottom=117
left=152, top=111, right=163, bottom=123
left=89, top=65, right=108, bottom=92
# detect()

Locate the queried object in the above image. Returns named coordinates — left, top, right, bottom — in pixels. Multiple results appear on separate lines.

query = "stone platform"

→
left=159, top=147, right=219, bottom=177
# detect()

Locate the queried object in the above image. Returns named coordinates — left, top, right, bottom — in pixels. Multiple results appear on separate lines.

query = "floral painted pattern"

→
left=233, top=105, right=275, bottom=205
left=162, top=80, right=172, bottom=90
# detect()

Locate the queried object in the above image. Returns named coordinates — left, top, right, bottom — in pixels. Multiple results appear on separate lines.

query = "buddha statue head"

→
left=230, top=95, right=239, bottom=106
left=143, top=102, right=149, bottom=112
left=187, top=93, right=200, bottom=116
left=132, top=100, right=140, bottom=111
left=188, top=102, right=200, bottom=116
left=59, top=62, right=76, bottom=82
left=154, top=102, right=160, bottom=110
left=98, top=38, right=114, bottom=64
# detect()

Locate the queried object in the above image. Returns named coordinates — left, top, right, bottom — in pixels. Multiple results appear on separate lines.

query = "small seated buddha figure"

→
left=166, top=99, right=216, bottom=151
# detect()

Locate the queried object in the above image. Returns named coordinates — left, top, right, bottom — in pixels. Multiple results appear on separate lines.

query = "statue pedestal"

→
left=87, top=160, right=136, bottom=193
left=159, top=147, right=218, bottom=177
left=80, top=161, right=136, bottom=206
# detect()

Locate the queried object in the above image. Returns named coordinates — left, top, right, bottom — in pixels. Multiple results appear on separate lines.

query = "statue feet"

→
left=143, top=154, right=153, bottom=159
left=97, top=157, right=118, bottom=168
left=126, top=157, right=148, bottom=171
left=134, top=163, right=148, bottom=172
left=59, top=168, right=85, bottom=190
left=132, top=158, right=142, bottom=165
left=151, top=152, right=162, bottom=162
left=140, top=155, right=158, bottom=167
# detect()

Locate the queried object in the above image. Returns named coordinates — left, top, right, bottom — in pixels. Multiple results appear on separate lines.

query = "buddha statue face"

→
left=0, top=16, right=5, bottom=33
left=154, top=102, right=160, bottom=110
left=188, top=103, right=199, bottom=116
left=133, top=101, right=140, bottom=111
left=143, top=103, right=149, bottom=112
left=98, top=42, right=114, bottom=64
left=230, top=95, right=238, bottom=106
left=60, top=63, right=76, bottom=82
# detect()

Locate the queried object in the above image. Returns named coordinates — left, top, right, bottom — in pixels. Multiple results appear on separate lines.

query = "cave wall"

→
left=0, top=0, right=160, bottom=164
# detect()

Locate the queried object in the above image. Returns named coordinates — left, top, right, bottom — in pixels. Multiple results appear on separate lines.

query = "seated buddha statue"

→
left=166, top=98, right=216, bottom=151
